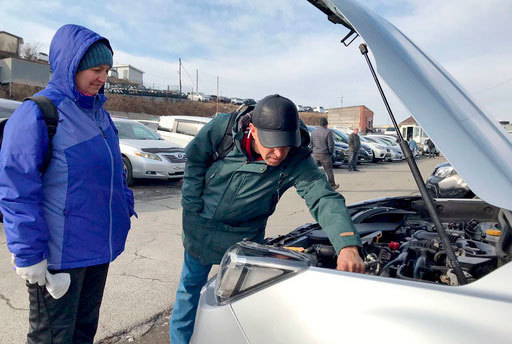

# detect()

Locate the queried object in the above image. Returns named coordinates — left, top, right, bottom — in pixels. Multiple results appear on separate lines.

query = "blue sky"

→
left=1, top=0, right=511, bottom=124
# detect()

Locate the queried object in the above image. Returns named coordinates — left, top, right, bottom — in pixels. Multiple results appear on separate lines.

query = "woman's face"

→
left=75, top=64, right=110, bottom=95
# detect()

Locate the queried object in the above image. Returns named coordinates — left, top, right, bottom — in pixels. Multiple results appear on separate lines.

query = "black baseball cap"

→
left=251, top=94, right=301, bottom=148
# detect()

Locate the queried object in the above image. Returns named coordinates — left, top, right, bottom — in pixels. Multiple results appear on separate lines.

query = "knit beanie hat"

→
left=320, top=117, right=328, bottom=126
left=77, top=40, right=113, bottom=72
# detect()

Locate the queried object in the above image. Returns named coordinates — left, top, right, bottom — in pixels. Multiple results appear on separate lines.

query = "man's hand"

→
left=336, top=246, right=365, bottom=273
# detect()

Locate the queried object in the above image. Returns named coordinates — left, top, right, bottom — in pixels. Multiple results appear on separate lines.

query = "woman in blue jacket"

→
left=0, top=24, right=135, bottom=343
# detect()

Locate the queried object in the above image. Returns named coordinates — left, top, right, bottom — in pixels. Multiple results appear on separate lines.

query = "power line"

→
left=476, top=77, right=512, bottom=93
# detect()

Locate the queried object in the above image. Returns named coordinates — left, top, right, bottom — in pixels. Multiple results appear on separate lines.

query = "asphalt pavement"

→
left=0, top=156, right=444, bottom=343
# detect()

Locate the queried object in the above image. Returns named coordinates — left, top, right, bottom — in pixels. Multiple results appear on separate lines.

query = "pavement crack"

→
left=0, top=293, right=29, bottom=311
left=289, top=209, right=305, bottom=216
left=116, top=272, right=168, bottom=283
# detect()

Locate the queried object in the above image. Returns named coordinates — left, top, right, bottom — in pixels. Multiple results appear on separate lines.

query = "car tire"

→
left=123, top=156, right=134, bottom=186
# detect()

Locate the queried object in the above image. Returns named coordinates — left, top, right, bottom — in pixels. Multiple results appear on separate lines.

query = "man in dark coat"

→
left=347, top=128, right=361, bottom=171
left=311, top=117, right=339, bottom=190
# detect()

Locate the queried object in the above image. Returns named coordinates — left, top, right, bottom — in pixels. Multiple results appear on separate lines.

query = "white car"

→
left=367, top=134, right=404, bottom=161
left=313, top=106, right=326, bottom=113
left=187, top=92, right=210, bottom=102
left=136, top=119, right=159, bottom=132
left=360, top=135, right=389, bottom=162
left=112, top=118, right=186, bottom=185
left=230, top=98, right=244, bottom=105
left=191, top=1, right=512, bottom=343
left=157, top=115, right=212, bottom=148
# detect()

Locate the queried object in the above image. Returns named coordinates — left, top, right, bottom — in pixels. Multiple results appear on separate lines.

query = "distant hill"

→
left=1, top=83, right=325, bottom=124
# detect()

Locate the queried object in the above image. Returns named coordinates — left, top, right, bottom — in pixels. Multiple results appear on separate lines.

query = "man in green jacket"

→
left=170, top=94, right=364, bottom=343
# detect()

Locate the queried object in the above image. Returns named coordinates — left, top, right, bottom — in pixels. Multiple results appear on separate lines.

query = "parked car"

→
left=191, top=1, right=512, bottom=343
left=219, top=96, right=231, bottom=104
left=0, top=98, right=21, bottom=119
left=330, top=128, right=374, bottom=163
left=209, top=95, right=218, bottom=102
left=296, top=104, right=305, bottom=112
left=136, top=119, right=160, bottom=132
left=112, top=118, right=186, bottom=185
left=383, top=126, right=398, bottom=136
left=188, top=92, right=210, bottom=102
left=157, top=115, right=212, bottom=148
left=360, top=135, right=389, bottom=162
left=426, top=162, right=474, bottom=199
left=420, top=138, right=441, bottom=156
left=230, top=98, right=244, bottom=105
left=36, top=52, right=49, bottom=62
left=303, top=106, right=314, bottom=112
left=307, top=125, right=345, bottom=167
left=313, top=106, right=326, bottom=113
left=367, top=134, right=404, bottom=161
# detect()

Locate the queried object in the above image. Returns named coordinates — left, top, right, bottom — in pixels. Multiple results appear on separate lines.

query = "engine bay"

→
left=265, top=198, right=512, bottom=286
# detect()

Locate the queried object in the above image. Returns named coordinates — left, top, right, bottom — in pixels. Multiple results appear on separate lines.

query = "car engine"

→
left=265, top=200, right=511, bottom=286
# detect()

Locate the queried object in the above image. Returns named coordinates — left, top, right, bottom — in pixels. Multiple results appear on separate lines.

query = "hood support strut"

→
left=359, top=43, right=467, bottom=285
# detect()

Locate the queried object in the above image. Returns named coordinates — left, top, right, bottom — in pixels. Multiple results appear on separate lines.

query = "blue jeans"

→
left=170, top=252, right=212, bottom=344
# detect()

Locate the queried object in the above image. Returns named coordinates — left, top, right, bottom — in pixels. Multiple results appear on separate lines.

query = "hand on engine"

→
left=336, top=246, right=365, bottom=273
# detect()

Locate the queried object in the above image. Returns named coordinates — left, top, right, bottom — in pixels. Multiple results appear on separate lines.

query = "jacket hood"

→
left=48, top=24, right=113, bottom=101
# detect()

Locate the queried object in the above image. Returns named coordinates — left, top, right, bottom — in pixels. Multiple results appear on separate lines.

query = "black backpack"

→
left=208, top=102, right=255, bottom=166
left=0, top=96, right=58, bottom=223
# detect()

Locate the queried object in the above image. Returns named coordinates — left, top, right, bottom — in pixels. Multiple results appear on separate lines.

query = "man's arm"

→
left=293, top=155, right=364, bottom=272
left=326, top=130, right=335, bottom=155
left=181, top=114, right=231, bottom=213
left=0, top=102, right=50, bottom=267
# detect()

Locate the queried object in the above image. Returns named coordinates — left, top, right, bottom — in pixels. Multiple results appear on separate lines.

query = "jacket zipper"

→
left=94, top=96, right=114, bottom=260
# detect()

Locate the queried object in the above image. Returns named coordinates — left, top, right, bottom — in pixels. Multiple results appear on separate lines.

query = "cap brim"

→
left=257, top=128, right=301, bottom=148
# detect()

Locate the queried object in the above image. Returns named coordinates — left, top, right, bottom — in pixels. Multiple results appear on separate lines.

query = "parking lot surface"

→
left=0, top=157, right=444, bottom=343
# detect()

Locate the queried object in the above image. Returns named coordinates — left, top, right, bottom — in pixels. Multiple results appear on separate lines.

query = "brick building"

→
left=327, top=105, right=374, bottom=133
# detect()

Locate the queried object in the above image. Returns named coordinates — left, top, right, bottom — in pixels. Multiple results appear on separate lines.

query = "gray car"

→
left=191, top=1, right=512, bottom=343
left=112, top=118, right=186, bottom=185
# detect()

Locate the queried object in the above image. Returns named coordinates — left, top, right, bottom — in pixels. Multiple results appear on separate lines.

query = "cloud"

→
left=0, top=0, right=510, bottom=124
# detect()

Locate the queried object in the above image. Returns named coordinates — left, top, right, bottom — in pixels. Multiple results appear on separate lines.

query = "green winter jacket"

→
left=181, top=113, right=361, bottom=265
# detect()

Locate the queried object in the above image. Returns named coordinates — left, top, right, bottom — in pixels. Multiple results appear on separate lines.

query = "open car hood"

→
left=308, top=0, right=512, bottom=211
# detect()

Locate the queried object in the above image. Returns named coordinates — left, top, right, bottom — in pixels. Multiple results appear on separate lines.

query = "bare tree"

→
left=21, top=42, right=42, bottom=61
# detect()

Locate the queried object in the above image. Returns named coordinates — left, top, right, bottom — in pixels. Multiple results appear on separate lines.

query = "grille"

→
left=164, top=154, right=187, bottom=163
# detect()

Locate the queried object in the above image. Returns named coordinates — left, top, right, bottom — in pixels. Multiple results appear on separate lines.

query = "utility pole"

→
left=178, top=58, right=182, bottom=99
left=216, top=76, right=219, bottom=113
left=340, top=96, right=344, bottom=107
left=196, top=69, right=198, bottom=93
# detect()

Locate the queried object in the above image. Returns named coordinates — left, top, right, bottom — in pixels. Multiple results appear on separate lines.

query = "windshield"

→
left=330, top=128, right=348, bottom=143
left=114, top=121, right=161, bottom=140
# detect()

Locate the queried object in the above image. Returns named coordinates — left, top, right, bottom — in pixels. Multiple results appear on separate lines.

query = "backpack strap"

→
left=24, top=96, right=58, bottom=173
left=210, top=103, right=255, bottom=165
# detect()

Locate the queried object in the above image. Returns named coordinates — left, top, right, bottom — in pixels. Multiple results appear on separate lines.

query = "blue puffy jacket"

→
left=0, top=25, right=135, bottom=270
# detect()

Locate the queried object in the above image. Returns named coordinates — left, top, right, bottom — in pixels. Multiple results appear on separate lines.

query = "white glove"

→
left=45, top=271, right=71, bottom=299
left=13, top=256, right=71, bottom=299
left=15, top=259, right=47, bottom=286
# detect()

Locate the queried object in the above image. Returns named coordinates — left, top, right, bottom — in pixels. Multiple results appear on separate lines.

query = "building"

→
left=111, top=64, right=144, bottom=86
left=399, top=116, right=430, bottom=144
left=327, top=105, right=374, bottom=133
left=0, top=57, right=50, bottom=87
left=0, top=31, right=23, bottom=59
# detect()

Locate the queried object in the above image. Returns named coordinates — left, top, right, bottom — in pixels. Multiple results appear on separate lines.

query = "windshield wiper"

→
left=359, top=43, right=467, bottom=285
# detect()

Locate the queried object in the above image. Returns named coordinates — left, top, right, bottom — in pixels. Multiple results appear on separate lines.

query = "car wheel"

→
left=123, top=156, right=134, bottom=186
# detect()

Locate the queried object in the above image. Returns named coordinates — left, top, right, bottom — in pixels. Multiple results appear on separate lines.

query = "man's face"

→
left=75, top=64, right=110, bottom=95
left=249, top=123, right=292, bottom=166
left=354, top=128, right=359, bottom=134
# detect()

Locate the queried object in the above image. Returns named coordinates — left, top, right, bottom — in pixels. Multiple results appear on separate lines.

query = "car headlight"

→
left=215, top=242, right=314, bottom=305
left=135, top=151, right=162, bottom=161
left=434, top=166, right=455, bottom=178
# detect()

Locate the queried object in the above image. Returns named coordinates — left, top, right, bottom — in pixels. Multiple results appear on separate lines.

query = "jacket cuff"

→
left=330, top=233, right=362, bottom=255
left=14, top=254, right=46, bottom=268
